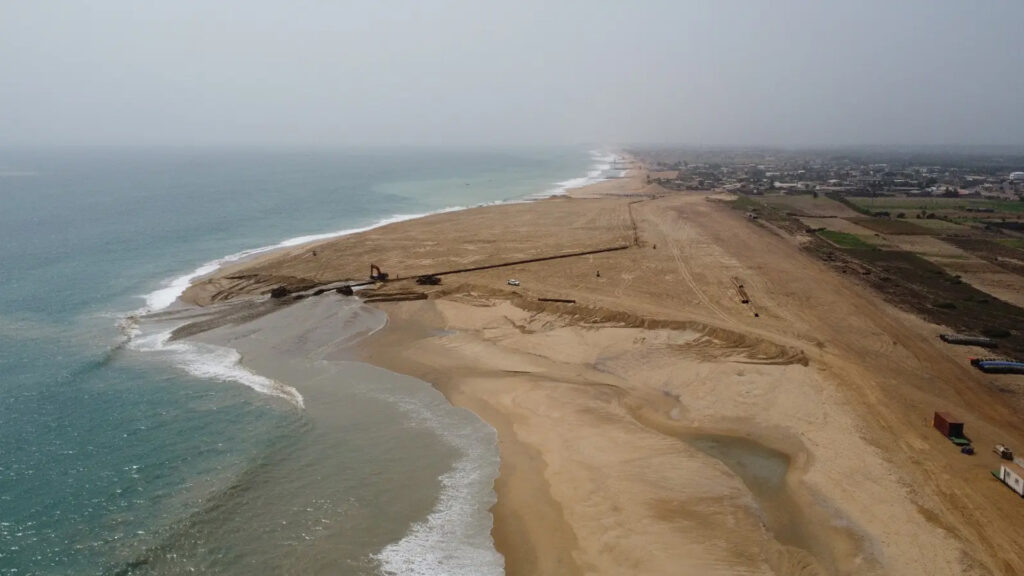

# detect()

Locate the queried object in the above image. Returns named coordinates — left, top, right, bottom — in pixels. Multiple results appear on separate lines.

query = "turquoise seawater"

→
left=0, top=147, right=612, bottom=575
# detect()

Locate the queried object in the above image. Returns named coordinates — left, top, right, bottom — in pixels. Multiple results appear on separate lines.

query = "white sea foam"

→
left=373, top=379, right=503, bottom=576
left=540, top=149, right=627, bottom=197
left=127, top=329, right=305, bottom=408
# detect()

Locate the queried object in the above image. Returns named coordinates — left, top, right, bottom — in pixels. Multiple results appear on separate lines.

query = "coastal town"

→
left=643, top=148, right=1024, bottom=201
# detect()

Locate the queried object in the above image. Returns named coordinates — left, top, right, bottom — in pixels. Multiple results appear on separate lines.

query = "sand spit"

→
left=179, top=161, right=1024, bottom=575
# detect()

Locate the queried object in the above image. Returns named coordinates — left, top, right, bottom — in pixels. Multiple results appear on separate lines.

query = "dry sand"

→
left=180, top=166, right=1024, bottom=575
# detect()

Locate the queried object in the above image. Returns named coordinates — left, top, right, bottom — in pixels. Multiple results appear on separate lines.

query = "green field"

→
left=730, top=195, right=761, bottom=212
left=817, top=230, right=876, bottom=249
left=851, top=196, right=1024, bottom=214
left=996, top=237, right=1024, bottom=250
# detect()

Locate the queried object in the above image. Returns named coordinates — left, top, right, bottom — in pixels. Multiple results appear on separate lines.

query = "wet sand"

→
left=178, top=163, right=1024, bottom=575
left=158, top=296, right=503, bottom=575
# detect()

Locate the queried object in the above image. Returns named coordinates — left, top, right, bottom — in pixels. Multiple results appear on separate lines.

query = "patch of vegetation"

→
left=825, top=193, right=873, bottom=216
left=983, top=220, right=1024, bottom=233
left=850, top=196, right=1024, bottom=214
left=835, top=249, right=1024, bottom=357
left=995, top=237, right=1024, bottom=250
left=729, top=195, right=761, bottom=212
left=909, top=218, right=970, bottom=232
left=817, top=230, right=876, bottom=249
left=846, top=217, right=933, bottom=235
left=945, top=238, right=1024, bottom=276
left=986, top=200, right=1024, bottom=214
left=729, top=194, right=809, bottom=235
left=758, top=194, right=860, bottom=218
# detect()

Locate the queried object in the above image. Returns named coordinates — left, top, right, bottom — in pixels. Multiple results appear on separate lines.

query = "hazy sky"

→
left=2, top=1, right=1022, bottom=147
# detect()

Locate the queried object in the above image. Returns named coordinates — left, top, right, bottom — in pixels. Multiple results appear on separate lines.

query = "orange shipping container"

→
left=933, top=411, right=964, bottom=438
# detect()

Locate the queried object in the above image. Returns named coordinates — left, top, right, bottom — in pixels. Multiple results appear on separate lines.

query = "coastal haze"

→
left=4, top=3, right=1024, bottom=576
left=2, top=1, right=1023, bottom=147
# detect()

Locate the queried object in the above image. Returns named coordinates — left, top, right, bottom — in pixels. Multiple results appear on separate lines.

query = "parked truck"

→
left=933, top=411, right=965, bottom=438
left=933, top=411, right=972, bottom=452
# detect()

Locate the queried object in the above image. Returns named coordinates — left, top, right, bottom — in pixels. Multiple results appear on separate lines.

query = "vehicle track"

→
left=648, top=207, right=734, bottom=324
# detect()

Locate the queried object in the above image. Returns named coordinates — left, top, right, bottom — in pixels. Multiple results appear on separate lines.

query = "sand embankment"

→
left=180, top=162, right=1024, bottom=575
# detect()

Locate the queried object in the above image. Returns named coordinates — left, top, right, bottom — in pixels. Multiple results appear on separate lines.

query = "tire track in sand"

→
left=650, top=210, right=733, bottom=325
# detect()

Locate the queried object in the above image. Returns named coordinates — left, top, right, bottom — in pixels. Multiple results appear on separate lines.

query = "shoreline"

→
left=161, top=163, right=653, bottom=575
left=144, top=150, right=627, bottom=312
left=167, top=155, right=1024, bottom=575
left=133, top=152, right=639, bottom=573
left=180, top=296, right=505, bottom=575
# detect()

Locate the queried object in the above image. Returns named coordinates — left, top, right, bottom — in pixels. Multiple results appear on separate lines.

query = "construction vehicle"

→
left=995, top=444, right=1014, bottom=460
left=370, top=264, right=389, bottom=282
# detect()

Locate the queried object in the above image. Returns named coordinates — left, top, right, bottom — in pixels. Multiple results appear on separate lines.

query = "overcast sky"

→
left=2, top=1, right=1022, bottom=147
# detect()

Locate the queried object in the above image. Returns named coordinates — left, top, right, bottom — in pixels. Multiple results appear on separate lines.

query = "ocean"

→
left=0, top=146, right=619, bottom=575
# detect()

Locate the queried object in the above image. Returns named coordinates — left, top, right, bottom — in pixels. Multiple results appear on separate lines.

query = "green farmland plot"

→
left=817, top=230, right=877, bottom=249
left=850, top=197, right=1024, bottom=214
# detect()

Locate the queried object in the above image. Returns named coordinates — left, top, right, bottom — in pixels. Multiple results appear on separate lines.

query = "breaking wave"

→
left=542, top=149, right=627, bottom=197
left=127, top=329, right=304, bottom=408
left=372, top=374, right=503, bottom=576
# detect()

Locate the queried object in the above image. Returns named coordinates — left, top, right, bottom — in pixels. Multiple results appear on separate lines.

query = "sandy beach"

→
left=177, top=163, right=1024, bottom=575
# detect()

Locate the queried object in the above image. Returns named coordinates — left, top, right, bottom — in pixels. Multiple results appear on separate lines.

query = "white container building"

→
left=998, top=463, right=1024, bottom=497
